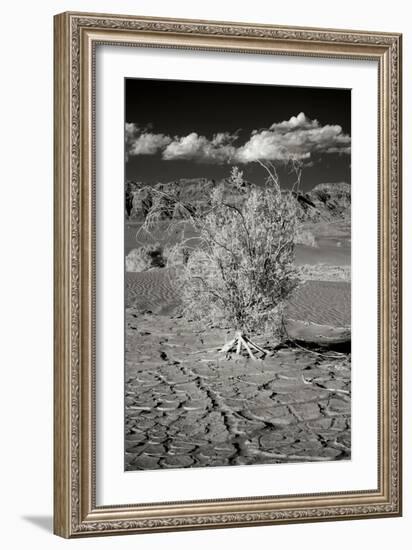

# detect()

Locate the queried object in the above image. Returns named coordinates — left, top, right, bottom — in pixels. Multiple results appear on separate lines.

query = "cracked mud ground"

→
left=125, top=306, right=351, bottom=471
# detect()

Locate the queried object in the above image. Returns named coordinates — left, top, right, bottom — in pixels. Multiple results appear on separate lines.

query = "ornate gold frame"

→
left=53, top=11, right=402, bottom=538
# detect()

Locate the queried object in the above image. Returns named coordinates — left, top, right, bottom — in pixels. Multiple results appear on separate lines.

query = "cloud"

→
left=236, top=113, right=350, bottom=162
left=125, top=122, right=139, bottom=140
left=162, top=132, right=238, bottom=163
left=129, top=133, right=172, bottom=155
left=269, top=111, right=319, bottom=132
left=126, top=122, right=172, bottom=156
left=125, top=113, right=350, bottom=164
left=125, top=123, right=171, bottom=160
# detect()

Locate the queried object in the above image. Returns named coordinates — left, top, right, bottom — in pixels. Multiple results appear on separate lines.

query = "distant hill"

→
left=125, top=178, right=351, bottom=223
left=295, top=182, right=351, bottom=223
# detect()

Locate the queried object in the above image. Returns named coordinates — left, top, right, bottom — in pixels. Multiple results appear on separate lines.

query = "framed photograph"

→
left=53, top=11, right=402, bottom=538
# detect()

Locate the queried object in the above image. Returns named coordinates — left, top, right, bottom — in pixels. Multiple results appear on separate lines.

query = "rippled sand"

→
left=288, top=281, right=350, bottom=327
left=126, top=269, right=350, bottom=328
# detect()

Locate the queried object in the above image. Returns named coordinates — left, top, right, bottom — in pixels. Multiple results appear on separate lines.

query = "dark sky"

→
left=125, top=78, right=351, bottom=192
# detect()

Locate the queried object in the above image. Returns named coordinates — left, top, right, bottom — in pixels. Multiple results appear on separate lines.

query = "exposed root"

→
left=220, top=337, right=237, bottom=354
left=219, top=331, right=268, bottom=360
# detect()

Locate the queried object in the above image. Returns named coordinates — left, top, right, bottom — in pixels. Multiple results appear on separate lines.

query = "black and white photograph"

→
left=124, top=78, right=351, bottom=471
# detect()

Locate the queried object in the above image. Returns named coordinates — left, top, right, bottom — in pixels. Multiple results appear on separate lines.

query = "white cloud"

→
left=235, top=113, right=350, bottom=163
left=125, top=123, right=171, bottom=157
left=270, top=111, right=318, bottom=132
left=125, top=122, right=139, bottom=140
left=125, top=113, right=350, bottom=164
left=129, top=133, right=172, bottom=155
left=162, top=132, right=237, bottom=163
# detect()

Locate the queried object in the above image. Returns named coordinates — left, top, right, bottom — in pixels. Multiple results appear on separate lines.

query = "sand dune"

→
left=126, top=269, right=180, bottom=315
left=126, top=268, right=350, bottom=328
left=287, top=281, right=350, bottom=327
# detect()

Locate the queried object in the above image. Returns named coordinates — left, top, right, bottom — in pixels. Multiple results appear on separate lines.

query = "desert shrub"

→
left=137, top=162, right=301, bottom=340
left=294, top=227, right=318, bottom=247
left=125, top=243, right=165, bottom=272
left=163, top=244, right=191, bottom=267
left=176, top=164, right=300, bottom=336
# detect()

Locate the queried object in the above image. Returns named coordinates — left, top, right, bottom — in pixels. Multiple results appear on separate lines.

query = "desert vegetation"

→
left=132, top=162, right=304, bottom=357
left=126, top=243, right=166, bottom=272
left=294, top=227, right=318, bottom=247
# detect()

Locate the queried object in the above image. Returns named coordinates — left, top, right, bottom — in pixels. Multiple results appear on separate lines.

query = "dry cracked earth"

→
left=125, top=309, right=351, bottom=471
